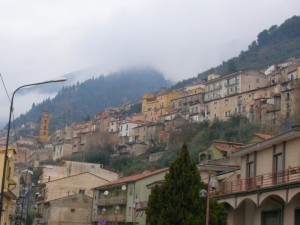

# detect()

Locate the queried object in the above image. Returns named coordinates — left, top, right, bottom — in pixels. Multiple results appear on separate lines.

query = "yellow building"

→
left=142, top=91, right=180, bottom=112
left=0, top=146, right=17, bottom=225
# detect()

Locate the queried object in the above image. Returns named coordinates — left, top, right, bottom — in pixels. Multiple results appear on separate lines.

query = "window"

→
left=246, top=161, right=254, bottom=189
left=129, top=207, right=132, bottom=216
left=71, top=209, right=75, bottom=213
left=261, top=211, right=281, bottom=225
left=256, top=78, right=259, bottom=83
left=79, top=189, right=85, bottom=194
left=273, top=153, right=283, bottom=184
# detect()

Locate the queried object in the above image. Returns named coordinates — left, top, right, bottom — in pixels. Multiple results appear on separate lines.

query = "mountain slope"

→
left=173, top=15, right=300, bottom=89
left=15, top=67, right=171, bottom=129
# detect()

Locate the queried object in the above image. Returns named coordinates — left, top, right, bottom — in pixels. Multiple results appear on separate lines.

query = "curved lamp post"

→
left=199, top=172, right=219, bottom=225
left=0, top=78, right=66, bottom=222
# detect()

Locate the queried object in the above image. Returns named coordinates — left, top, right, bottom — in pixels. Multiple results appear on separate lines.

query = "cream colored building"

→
left=215, top=125, right=300, bottom=225
left=204, top=70, right=268, bottom=102
left=40, top=194, right=93, bottom=225
left=39, top=161, right=119, bottom=183
left=36, top=172, right=110, bottom=224
left=0, top=146, right=17, bottom=225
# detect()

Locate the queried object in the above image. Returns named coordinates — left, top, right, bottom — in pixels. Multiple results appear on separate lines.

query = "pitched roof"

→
left=211, top=140, right=243, bottom=152
left=254, top=133, right=273, bottom=140
left=94, top=168, right=168, bottom=189
left=41, top=172, right=110, bottom=185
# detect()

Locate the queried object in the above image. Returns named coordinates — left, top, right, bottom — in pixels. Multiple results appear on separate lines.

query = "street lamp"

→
left=114, top=205, right=120, bottom=225
left=0, top=78, right=66, bottom=222
left=199, top=172, right=219, bottom=225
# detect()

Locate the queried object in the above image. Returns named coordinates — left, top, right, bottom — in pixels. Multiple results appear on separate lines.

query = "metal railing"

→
left=219, top=166, right=300, bottom=195
left=94, top=214, right=125, bottom=222
left=97, top=195, right=127, bottom=206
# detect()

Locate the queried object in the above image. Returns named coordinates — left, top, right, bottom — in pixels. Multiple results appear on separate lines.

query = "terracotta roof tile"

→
left=211, top=140, right=243, bottom=153
left=95, top=168, right=168, bottom=189
left=254, top=133, right=273, bottom=140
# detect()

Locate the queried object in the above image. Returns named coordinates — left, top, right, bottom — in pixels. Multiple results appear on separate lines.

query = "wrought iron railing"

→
left=219, top=166, right=300, bottom=195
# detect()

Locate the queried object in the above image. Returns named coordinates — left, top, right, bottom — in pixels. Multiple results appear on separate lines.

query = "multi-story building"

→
left=72, top=121, right=93, bottom=157
left=141, top=90, right=180, bottom=113
left=0, top=146, right=17, bottom=225
left=42, top=194, right=93, bottom=225
left=199, top=140, right=243, bottom=163
left=146, top=123, right=164, bottom=143
left=143, top=106, right=174, bottom=123
left=203, top=70, right=268, bottom=102
left=36, top=172, right=111, bottom=225
left=38, top=161, right=119, bottom=183
left=170, top=90, right=204, bottom=114
left=92, top=168, right=168, bottom=225
left=215, top=125, right=300, bottom=225
left=53, top=141, right=72, bottom=161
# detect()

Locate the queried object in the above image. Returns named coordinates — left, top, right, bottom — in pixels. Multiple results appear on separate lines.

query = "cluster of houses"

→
left=3, top=58, right=300, bottom=166
left=1, top=57, right=300, bottom=225
left=2, top=124, right=300, bottom=225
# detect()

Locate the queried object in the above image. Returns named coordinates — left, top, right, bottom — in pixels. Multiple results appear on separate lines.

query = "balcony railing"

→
left=94, top=214, right=125, bottom=222
left=97, top=195, right=127, bottom=206
left=219, top=166, right=300, bottom=195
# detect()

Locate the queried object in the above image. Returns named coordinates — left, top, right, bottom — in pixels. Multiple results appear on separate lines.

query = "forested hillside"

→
left=14, top=67, right=171, bottom=130
left=173, top=15, right=300, bottom=89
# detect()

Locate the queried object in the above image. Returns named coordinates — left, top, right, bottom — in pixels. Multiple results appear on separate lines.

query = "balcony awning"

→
left=4, top=190, right=17, bottom=200
left=8, top=179, right=16, bottom=186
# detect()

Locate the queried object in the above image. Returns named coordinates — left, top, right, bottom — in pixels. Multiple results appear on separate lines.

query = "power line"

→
left=0, top=73, right=22, bottom=161
left=0, top=73, right=11, bottom=102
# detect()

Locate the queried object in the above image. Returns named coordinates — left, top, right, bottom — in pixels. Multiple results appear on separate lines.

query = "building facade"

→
left=216, top=125, right=300, bottom=225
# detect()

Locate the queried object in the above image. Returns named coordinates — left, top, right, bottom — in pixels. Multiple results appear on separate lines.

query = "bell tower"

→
left=39, top=110, right=49, bottom=143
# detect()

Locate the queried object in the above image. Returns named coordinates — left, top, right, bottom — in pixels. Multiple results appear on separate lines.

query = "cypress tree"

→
left=147, top=143, right=206, bottom=225
left=146, top=143, right=227, bottom=225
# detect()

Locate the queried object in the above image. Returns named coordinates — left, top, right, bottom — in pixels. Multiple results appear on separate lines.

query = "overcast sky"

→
left=0, top=0, right=300, bottom=128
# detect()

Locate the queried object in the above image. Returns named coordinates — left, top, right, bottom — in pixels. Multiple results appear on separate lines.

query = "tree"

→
left=146, top=144, right=227, bottom=225
left=227, top=59, right=238, bottom=74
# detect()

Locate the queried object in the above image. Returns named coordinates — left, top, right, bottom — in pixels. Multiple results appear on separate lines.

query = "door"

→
left=295, top=209, right=300, bottom=225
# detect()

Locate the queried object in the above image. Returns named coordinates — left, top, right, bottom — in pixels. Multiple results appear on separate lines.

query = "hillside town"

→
left=1, top=57, right=300, bottom=225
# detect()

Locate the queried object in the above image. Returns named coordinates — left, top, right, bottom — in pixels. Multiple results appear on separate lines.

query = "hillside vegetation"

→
left=173, top=15, right=300, bottom=89
left=101, top=116, right=259, bottom=175
left=14, top=67, right=171, bottom=130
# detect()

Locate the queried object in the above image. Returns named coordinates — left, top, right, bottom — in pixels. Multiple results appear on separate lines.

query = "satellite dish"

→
left=121, top=185, right=127, bottom=191
left=104, top=190, right=109, bottom=196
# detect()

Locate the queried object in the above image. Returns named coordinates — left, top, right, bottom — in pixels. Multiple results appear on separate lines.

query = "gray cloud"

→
left=0, top=0, right=300, bottom=127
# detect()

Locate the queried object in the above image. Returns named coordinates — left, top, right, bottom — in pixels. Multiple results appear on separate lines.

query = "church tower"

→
left=39, top=110, right=49, bottom=143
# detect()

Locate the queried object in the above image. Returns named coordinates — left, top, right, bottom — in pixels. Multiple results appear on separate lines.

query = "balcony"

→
left=97, top=195, right=127, bottom=206
left=94, top=214, right=125, bottom=222
left=219, top=166, right=300, bottom=195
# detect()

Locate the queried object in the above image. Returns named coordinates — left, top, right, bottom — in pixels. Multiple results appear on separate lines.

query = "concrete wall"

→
left=41, top=161, right=118, bottom=183
left=44, top=173, right=109, bottom=202
left=47, top=194, right=92, bottom=225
